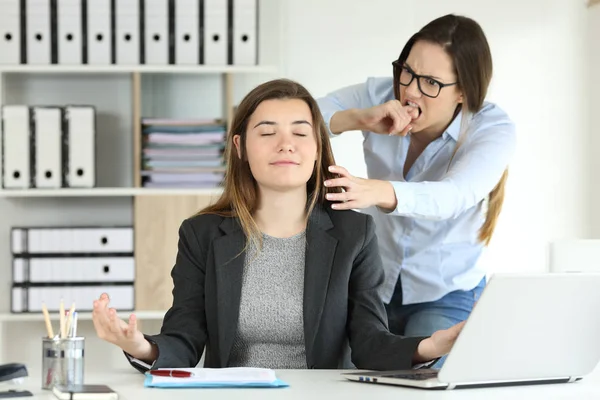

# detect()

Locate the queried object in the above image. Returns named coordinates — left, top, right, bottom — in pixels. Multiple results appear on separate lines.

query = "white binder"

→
left=86, top=0, right=111, bottom=64
left=12, top=285, right=135, bottom=312
left=12, top=258, right=26, bottom=283
left=26, top=0, right=52, bottom=64
left=64, top=106, right=95, bottom=188
left=11, top=228, right=26, bottom=254
left=115, top=0, right=140, bottom=65
left=57, top=0, right=83, bottom=64
left=203, top=0, right=228, bottom=65
left=13, top=257, right=135, bottom=283
left=232, top=0, right=257, bottom=65
left=11, top=287, right=23, bottom=313
left=2, top=106, right=30, bottom=189
left=0, top=110, right=3, bottom=189
left=12, top=227, right=134, bottom=254
left=145, top=0, right=169, bottom=64
left=33, top=107, right=62, bottom=188
left=0, top=0, right=21, bottom=64
left=175, top=0, right=200, bottom=65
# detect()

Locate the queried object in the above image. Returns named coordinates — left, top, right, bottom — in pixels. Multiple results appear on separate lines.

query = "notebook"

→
left=143, top=367, right=289, bottom=388
left=51, top=384, right=118, bottom=400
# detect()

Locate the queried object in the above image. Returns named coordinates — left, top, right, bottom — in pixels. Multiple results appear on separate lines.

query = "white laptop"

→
left=343, top=273, right=600, bottom=390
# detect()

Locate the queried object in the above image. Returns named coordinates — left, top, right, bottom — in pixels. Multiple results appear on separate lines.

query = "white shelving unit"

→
left=0, top=0, right=284, bottom=369
left=0, top=65, right=278, bottom=74
left=0, top=187, right=224, bottom=198
left=0, top=64, right=268, bottom=363
left=0, top=63, right=270, bottom=365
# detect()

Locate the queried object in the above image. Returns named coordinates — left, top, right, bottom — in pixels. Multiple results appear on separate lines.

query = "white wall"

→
left=589, top=4, right=600, bottom=237
left=277, top=0, right=592, bottom=276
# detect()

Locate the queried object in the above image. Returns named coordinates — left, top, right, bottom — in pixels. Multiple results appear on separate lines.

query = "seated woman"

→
left=91, top=78, right=465, bottom=371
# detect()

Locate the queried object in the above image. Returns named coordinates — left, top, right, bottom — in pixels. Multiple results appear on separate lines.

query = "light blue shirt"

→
left=317, top=77, right=516, bottom=305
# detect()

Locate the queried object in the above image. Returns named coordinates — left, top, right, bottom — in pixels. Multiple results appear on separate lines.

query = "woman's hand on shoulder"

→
left=324, top=165, right=397, bottom=211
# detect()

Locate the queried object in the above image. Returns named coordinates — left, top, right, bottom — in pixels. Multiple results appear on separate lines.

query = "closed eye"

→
left=294, top=133, right=308, bottom=137
left=260, top=133, right=276, bottom=136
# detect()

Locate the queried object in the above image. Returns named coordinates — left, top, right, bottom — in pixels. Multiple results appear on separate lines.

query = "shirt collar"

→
left=443, top=110, right=463, bottom=141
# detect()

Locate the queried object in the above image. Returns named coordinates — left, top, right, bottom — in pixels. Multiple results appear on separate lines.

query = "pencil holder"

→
left=41, top=337, right=85, bottom=390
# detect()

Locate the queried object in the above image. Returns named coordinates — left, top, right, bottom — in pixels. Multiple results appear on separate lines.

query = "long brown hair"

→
left=394, top=14, right=508, bottom=246
left=197, top=79, right=342, bottom=251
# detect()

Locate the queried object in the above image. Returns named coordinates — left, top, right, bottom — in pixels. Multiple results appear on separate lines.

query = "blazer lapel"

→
left=213, top=217, right=246, bottom=367
left=303, top=205, right=337, bottom=367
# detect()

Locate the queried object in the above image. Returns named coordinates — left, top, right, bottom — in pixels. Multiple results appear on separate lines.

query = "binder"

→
left=26, top=0, right=52, bottom=64
left=2, top=106, right=31, bottom=189
left=11, top=287, right=24, bottom=313
left=64, top=106, right=95, bottom=188
left=57, top=0, right=83, bottom=64
left=0, top=0, right=22, bottom=64
left=231, top=0, right=257, bottom=65
left=0, top=119, right=3, bottom=189
left=115, top=0, right=141, bottom=65
left=12, top=227, right=134, bottom=255
left=13, top=257, right=135, bottom=283
left=144, top=0, right=169, bottom=64
left=11, top=284, right=135, bottom=313
left=86, top=0, right=111, bottom=65
left=33, top=107, right=62, bottom=188
left=203, top=0, right=228, bottom=65
left=175, top=0, right=200, bottom=65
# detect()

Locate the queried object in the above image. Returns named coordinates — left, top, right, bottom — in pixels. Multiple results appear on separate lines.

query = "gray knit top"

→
left=228, top=230, right=307, bottom=369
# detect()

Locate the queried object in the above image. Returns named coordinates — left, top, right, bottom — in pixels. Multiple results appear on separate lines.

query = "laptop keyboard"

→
left=382, top=371, right=439, bottom=381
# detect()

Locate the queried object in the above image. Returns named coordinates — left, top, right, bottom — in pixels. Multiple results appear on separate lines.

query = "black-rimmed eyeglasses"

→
left=392, top=60, right=458, bottom=99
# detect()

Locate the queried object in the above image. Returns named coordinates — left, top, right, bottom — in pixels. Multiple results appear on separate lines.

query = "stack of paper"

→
left=140, top=118, right=227, bottom=189
left=144, top=368, right=289, bottom=388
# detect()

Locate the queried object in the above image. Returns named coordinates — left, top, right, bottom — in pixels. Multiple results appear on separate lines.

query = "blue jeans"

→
left=385, top=276, right=486, bottom=369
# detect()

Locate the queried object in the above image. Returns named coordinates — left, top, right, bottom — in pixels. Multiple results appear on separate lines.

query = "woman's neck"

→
left=254, top=186, right=308, bottom=238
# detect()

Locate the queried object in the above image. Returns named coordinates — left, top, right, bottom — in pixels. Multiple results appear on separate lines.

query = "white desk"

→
left=15, top=367, right=600, bottom=400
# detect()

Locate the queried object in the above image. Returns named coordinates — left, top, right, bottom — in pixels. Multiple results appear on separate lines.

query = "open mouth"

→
left=405, top=100, right=422, bottom=119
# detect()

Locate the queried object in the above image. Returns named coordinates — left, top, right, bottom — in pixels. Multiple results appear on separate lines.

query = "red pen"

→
left=149, top=369, right=193, bottom=378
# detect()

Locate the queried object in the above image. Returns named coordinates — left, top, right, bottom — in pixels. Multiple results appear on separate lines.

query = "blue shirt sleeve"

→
left=317, top=78, right=390, bottom=136
left=387, top=117, right=517, bottom=220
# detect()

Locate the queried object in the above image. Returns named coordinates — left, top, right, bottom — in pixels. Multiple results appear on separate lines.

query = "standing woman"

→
left=317, top=14, right=516, bottom=366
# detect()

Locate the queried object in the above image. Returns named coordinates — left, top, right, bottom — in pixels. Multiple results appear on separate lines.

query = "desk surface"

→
left=17, top=367, right=600, bottom=400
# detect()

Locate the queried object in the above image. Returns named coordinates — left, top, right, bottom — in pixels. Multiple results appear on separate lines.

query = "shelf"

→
left=0, top=187, right=224, bottom=198
left=0, top=310, right=166, bottom=322
left=0, top=65, right=278, bottom=74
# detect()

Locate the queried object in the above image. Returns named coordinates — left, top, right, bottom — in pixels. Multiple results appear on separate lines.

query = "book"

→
left=139, top=118, right=227, bottom=189
left=51, top=384, right=118, bottom=400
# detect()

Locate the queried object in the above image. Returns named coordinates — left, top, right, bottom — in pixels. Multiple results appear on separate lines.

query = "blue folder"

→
left=143, top=373, right=289, bottom=389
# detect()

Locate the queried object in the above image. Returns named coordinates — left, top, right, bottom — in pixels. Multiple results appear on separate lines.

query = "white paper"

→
left=150, top=368, right=277, bottom=384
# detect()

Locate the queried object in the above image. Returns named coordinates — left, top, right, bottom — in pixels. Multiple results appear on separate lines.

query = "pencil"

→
left=41, top=303, right=54, bottom=338
left=65, top=302, right=76, bottom=337
left=59, top=299, right=65, bottom=339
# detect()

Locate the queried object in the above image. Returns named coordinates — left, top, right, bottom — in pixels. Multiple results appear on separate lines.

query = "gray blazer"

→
left=132, top=204, right=426, bottom=371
